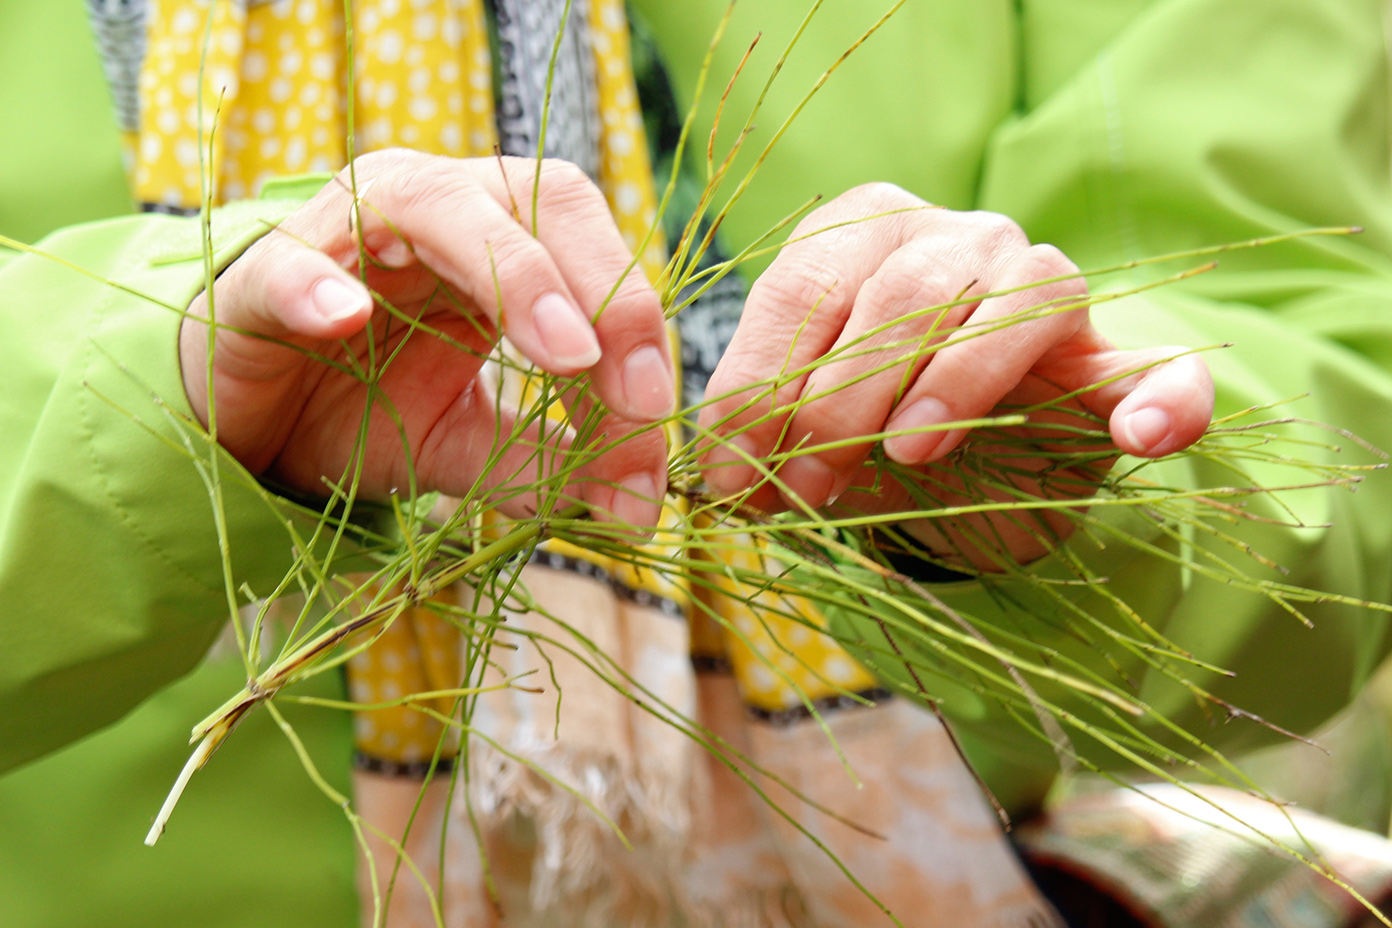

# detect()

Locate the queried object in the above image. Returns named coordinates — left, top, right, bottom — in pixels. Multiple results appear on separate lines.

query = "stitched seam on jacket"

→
left=79, top=220, right=220, bottom=598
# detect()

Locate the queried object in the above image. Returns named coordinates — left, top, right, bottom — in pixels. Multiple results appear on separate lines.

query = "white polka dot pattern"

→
left=134, top=0, right=496, bottom=207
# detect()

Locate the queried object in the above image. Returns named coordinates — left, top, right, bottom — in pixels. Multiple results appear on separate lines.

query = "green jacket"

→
left=3, top=0, right=1392, bottom=924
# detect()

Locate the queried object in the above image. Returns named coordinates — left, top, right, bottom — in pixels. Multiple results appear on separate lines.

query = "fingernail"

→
left=1119, top=407, right=1172, bottom=453
left=704, top=434, right=759, bottom=496
left=778, top=455, right=837, bottom=508
left=374, top=236, right=413, bottom=267
left=533, top=292, right=601, bottom=369
left=311, top=276, right=371, bottom=324
left=620, top=344, right=676, bottom=421
left=607, top=472, right=663, bottom=532
left=883, top=397, right=953, bottom=464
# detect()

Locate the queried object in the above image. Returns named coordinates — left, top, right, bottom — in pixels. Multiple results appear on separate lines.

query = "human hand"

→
left=180, top=150, right=674, bottom=527
left=697, top=184, right=1214, bottom=570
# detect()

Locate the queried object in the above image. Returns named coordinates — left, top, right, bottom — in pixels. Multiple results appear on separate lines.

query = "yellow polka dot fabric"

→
left=348, top=586, right=465, bottom=766
left=351, top=0, right=496, bottom=159
left=587, top=0, right=665, bottom=281
left=134, top=0, right=659, bottom=284
left=135, top=0, right=247, bottom=206
left=135, top=0, right=497, bottom=207
left=696, top=525, right=881, bottom=713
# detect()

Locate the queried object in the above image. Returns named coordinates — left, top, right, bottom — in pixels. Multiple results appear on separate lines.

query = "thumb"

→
left=197, top=233, right=374, bottom=346
left=180, top=234, right=374, bottom=435
left=1106, top=350, right=1214, bottom=458
left=1055, top=340, right=1214, bottom=458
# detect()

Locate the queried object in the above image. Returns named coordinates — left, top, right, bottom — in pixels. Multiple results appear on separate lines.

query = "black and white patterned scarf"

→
left=491, top=0, right=602, bottom=180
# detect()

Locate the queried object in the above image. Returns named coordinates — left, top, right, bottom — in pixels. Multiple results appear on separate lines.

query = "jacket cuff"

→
left=0, top=194, right=313, bottom=771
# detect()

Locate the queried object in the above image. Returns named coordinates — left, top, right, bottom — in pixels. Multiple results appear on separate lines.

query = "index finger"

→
left=882, top=244, right=1089, bottom=465
left=302, top=151, right=676, bottom=426
left=308, top=153, right=675, bottom=526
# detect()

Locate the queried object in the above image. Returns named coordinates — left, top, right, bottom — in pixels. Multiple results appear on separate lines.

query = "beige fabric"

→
left=352, top=564, right=1063, bottom=928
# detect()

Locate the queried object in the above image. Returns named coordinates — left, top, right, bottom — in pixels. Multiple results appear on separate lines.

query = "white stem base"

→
left=145, top=731, right=218, bottom=846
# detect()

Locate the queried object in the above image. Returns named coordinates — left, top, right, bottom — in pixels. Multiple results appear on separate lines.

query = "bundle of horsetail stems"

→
left=5, top=0, right=1384, bottom=924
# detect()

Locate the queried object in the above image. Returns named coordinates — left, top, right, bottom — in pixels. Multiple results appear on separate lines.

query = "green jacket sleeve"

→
left=0, top=194, right=313, bottom=773
left=948, top=0, right=1392, bottom=802
left=841, top=287, right=1392, bottom=814
left=638, top=0, right=1392, bottom=811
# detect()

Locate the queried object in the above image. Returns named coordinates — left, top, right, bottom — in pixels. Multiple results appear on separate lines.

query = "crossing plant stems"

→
left=4, top=0, right=1386, bottom=924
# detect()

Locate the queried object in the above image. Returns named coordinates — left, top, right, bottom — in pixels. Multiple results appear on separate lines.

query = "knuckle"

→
left=535, top=159, right=605, bottom=213
left=538, top=157, right=589, bottom=188
left=483, top=232, right=545, bottom=283
left=351, top=147, right=436, bottom=191
left=353, top=146, right=408, bottom=173
left=964, top=210, right=1029, bottom=252
left=794, top=182, right=921, bottom=236
left=1018, top=244, right=1088, bottom=310
left=1022, top=242, right=1081, bottom=280
left=847, top=180, right=917, bottom=208
left=860, top=262, right=949, bottom=315
left=1030, top=243, right=1080, bottom=275
left=750, top=257, right=846, bottom=318
left=391, top=160, right=469, bottom=218
left=604, top=271, right=663, bottom=320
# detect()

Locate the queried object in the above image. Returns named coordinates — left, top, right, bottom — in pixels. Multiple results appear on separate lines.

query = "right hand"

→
left=180, top=150, right=674, bottom=527
left=697, top=185, right=1214, bottom=570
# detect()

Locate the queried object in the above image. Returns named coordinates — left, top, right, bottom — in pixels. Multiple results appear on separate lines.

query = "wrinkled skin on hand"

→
left=181, top=150, right=675, bottom=527
left=697, top=184, right=1214, bottom=570
left=184, top=165, right=1212, bottom=558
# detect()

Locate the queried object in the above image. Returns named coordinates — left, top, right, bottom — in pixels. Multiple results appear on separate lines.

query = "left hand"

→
left=696, top=184, right=1214, bottom=570
left=179, top=152, right=674, bottom=527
